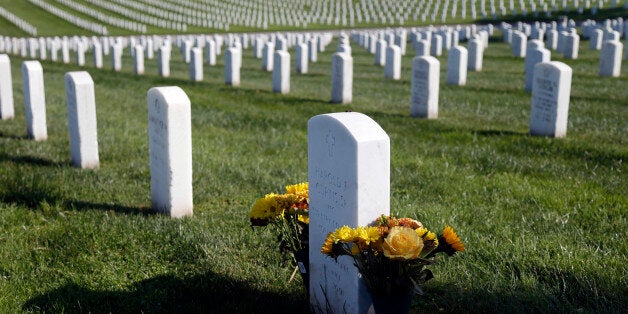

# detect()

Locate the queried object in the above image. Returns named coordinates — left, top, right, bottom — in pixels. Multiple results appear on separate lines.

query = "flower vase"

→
left=370, top=293, right=413, bottom=314
left=293, top=246, right=309, bottom=296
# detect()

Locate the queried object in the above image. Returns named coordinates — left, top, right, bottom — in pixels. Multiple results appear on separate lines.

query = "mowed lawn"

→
left=0, top=30, right=626, bottom=313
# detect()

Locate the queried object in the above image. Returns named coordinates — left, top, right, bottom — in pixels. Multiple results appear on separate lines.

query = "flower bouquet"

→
left=249, top=182, right=309, bottom=289
left=321, top=215, right=464, bottom=313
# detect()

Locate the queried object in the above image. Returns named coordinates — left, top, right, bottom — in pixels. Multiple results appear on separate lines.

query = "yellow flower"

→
left=382, top=226, right=424, bottom=260
left=362, top=226, right=382, bottom=244
left=285, top=182, right=308, bottom=198
left=249, top=193, right=281, bottom=220
left=297, top=214, right=309, bottom=224
left=333, top=225, right=357, bottom=242
left=415, top=227, right=428, bottom=237
left=321, top=233, right=335, bottom=255
left=443, top=226, right=465, bottom=252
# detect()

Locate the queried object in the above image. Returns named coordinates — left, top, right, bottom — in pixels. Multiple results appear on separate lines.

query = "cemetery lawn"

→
left=0, top=34, right=626, bottom=312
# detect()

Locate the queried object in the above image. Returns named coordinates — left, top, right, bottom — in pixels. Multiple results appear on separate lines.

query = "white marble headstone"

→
left=431, top=34, right=443, bottom=56
left=446, top=46, right=468, bottom=85
left=525, top=47, right=551, bottom=91
left=272, top=50, right=290, bottom=94
left=308, top=38, right=318, bottom=62
left=190, top=47, right=203, bottom=82
left=530, top=61, right=572, bottom=138
left=158, top=46, right=170, bottom=77
left=262, top=42, right=274, bottom=71
left=308, top=112, right=390, bottom=314
left=225, top=47, right=241, bottom=86
left=65, top=71, right=99, bottom=169
left=0, top=54, right=14, bottom=120
left=296, top=43, right=308, bottom=74
left=93, top=42, right=103, bottom=69
left=22, top=61, right=47, bottom=141
left=134, top=45, right=145, bottom=75
left=206, top=40, right=216, bottom=66
left=599, top=40, right=623, bottom=77
left=148, top=86, right=193, bottom=218
left=563, top=33, right=579, bottom=59
left=111, top=44, right=122, bottom=72
left=414, top=39, right=430, bottom=56
left=512, top=31, right=527, bottom=57
left=331, top=52, right=352, bottom=104
left=76, top=44, right=85, bottom=67
left=411, top=56, right=440, bottom=119
left=468, top=39, right=484, bottom=71
left=374, top=39, right=387, bottom=66
left=384, top=45, right=401, bottom=80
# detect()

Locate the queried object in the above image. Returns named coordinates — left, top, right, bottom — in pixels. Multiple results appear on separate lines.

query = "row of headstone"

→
left=0, top=53, right=193, bottom=217
left=0, top=56, right=100, bottom=166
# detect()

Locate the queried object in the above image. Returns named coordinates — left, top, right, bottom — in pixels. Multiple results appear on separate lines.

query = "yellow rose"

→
left=382, top=226, right=424, bottom=259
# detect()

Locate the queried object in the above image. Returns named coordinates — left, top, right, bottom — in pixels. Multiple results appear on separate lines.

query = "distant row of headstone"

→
left=0, top=18, right=625, bottom=216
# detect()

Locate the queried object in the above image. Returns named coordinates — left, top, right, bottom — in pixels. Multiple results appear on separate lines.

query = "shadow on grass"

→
left=0, top=131, right=31, bottom=140
left=0, top=152, right=69, bottom=167
left=417, top=266, right=626, bottom=312
left=475, top=129, right=528, bottom=137
left=22, top=270, right=308, bottom=313
left=65, top=200, right=154, bottom=216
left=0, top=170, right=152, bottom=216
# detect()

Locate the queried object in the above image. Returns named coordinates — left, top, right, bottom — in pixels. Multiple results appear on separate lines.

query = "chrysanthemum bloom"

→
left=382, top=226, right=424, bottom=259
left=249, top=194, right=282, bottom=226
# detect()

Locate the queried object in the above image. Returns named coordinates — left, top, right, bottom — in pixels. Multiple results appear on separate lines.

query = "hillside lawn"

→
left=0, top=29, right=625, bottom=312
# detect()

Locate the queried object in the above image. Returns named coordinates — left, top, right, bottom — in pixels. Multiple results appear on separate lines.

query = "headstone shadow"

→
left=22, top=270, right=308, bottom=313
left=64, top=200, right=153, bottom=216
left=0, top=152, right=68, bottom=167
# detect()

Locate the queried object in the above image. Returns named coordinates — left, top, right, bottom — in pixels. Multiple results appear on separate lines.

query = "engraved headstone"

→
left=22, top=61, right=47, bottom=141
left=65, top=71, right=99, bottom=169
left=148, top=86, right=193, bottom=218
left=0, top=54, right=14, bottom=120
left=411, top=56, right=440, bottom=118
left=330, top=53, right=353, bottom=104
left=308, top=111, right=390, bottom=314
left=530, top=61, right=572, bottom=138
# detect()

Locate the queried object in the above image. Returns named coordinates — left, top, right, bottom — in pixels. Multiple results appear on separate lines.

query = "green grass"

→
left=0, top=31, right=626, bottom=313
